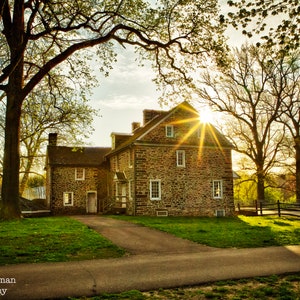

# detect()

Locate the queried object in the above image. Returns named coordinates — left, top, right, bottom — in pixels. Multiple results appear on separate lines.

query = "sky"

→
left=87, top=47, right=163, bottom=147
left=86, top=1, right=250, bottom=147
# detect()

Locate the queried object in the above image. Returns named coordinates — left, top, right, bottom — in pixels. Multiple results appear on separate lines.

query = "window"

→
left=176, top=150, right=186, bottom=167
left=213, top=180, right=223, bottom=199
left=75, top=168, right=85, bottom=180
left=165, top=125, right=174, bottom=137
left=63, top=192, right=73, bottom=206
left=215, top=209, right=225, bottom=217
left=129, top=180, right=133, bottom=200
left=150, top=180, right=161, bottom=200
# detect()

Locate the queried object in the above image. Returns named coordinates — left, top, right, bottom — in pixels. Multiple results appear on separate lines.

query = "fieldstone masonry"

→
left=106, top=101, right=235, bottom=217
left=46, top=101, right=235, bottom=216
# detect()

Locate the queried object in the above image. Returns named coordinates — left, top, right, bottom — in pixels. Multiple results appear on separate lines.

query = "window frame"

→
left=213, top=180, right=223, bottom=199
left=165, top=125, right=174, bottom=137
left=63, top=192, right=74, bottom=206
left=176, top=150, right=186, bottom=167
left=75, top=168, right=85, bottom=181
left=150, top=179, right=161, bottom=200
left=128, top=180, right=133, bottom=200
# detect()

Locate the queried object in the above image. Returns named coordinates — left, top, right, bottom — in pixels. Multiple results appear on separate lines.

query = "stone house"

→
left=46, top=101, right=235, bottom=216
left=45, top=133, right=110, bottom=214
left=107, top=101, right=234, bottom=217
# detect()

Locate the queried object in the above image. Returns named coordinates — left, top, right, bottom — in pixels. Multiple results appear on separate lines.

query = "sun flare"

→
left=199, top=107, right=215, bottom=124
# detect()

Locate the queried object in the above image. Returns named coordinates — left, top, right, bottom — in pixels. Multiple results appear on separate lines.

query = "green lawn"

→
left=0, top=215, right=299, bottom=266
left=111, top=215, right=300, bottom=248
left=0, top=217, right=125, bottom=265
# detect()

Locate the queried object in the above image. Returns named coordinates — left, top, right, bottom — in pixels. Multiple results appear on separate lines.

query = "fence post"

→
left=237, top=203, right=240, bottom=212
left=255, top=200, right=258, bottom=214
left=277, top=200, right=281, bottom=217
left=260, top=201, right=263, bottom=215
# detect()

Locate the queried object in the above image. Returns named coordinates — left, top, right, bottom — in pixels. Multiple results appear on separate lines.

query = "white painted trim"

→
left=63, top=192, right=74, bottom=206
left=150, top=179, right=161, bottom=200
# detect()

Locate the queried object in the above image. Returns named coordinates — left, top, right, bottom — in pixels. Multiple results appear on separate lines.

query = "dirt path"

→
left=72, top=215, right=215, bottom=255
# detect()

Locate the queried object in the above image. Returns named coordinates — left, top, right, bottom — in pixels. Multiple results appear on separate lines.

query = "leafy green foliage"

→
left=0, top=217, right=125, bottom=265
left=16, top=75, right=100, bottom=194
left=26, top=175, right=45, bottom=188
left=234, top=173, right=297, bottom=205
left=225, top=0, right=300, bottom=50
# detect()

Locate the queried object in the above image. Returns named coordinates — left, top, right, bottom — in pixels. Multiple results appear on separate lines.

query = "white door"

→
left=87, top=192, right=97, bottom=213
left=121, top=184, right=127, bottom=208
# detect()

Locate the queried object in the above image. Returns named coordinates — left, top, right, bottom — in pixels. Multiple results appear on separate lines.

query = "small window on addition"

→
left=165, top=125, right=174, bottom=137
left=63, top=192, right=73, bottom=206
left=213, top=180, right=223, bottom=199
left=75, top=168, right=85, bottom=180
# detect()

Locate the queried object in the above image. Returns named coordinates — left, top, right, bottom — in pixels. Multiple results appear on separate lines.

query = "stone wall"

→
left=133, top=144, right=234, bottom=216
left=108, top=104, right=235, bottom=217
left=50, top=166, right=108, bottom=215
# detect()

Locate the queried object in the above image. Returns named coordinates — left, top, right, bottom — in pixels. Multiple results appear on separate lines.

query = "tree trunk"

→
left=19, top=153, right=35, bottom=196
left=0, top=0, right=25, bottom=219
left=19, top=169, right=30, bottom=197
left=0, top=94, right=22, bottom=219
left=257, top=166, right=265, bottom=203
left=295, top=136, right=300, bottom=204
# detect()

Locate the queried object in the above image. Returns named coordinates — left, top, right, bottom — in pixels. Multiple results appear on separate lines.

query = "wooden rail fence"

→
left=237, top=201, right=300, bottom=217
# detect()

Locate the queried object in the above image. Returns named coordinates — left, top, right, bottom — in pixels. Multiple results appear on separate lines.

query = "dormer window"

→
left=165, top=125, right=174, bottom=137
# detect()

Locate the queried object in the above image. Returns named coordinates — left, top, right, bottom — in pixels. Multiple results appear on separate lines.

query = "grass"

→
left=0, top=215, right=299, bottom=266
left=110, top=215, right=300, bottom=248
left=0, top=215, right=299, bottom=298
left=69, top=273, right=300, bottom=299
left=0, top=216, right=125, bottom=265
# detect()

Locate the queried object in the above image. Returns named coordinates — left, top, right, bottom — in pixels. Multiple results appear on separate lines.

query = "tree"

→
left=18, top=82, right=99, bottom=196
left=198, top=44, right=285, bottom=202
left=0, top=52, right=99, bottom=196
left=272, top=50, right=300, bottom=203
left=0, top=0, right=225, bottom=219
left=225, top=0, right=300, bottom=50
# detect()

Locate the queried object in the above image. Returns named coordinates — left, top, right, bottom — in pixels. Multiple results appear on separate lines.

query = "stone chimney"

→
left=132, top=122, right=141, bottom=132
left=143, top=109, right=164, bottom=125
left=48, top=133, right=57, bottom=146
left=111, top=133, right=130, bottom=150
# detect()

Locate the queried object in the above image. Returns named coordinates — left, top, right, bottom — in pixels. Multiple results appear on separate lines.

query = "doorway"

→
left=86, top=191, right=97, bottom=213
left=121, top=184, right=127, bottom=208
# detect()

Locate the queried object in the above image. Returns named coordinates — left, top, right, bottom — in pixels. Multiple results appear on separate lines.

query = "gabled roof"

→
left=47, top=146, right=111, bottom=167
left=197, top=123, right=233, bottom=148
left=106, top=101, right=232, bottom=156
left=114, top=171, right=128, bottom=182
left=109, top=112, right=167, bottom=151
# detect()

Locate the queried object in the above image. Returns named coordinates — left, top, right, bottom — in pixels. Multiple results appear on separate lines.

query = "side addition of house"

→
left=106, top=101, right=235, bottom=217
left=45, top=133, right=111, bottom=215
